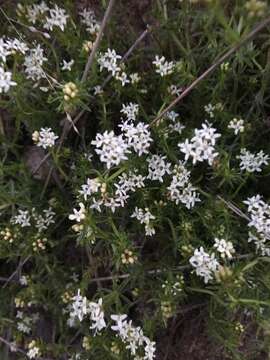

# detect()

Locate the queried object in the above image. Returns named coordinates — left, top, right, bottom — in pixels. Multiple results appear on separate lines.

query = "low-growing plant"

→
left=1, top=0, right=270, bottom=359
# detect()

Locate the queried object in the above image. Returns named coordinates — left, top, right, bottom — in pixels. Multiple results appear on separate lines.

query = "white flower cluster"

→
left=24, top=2, right=49, bottom=24
left=153, top=55, right=174, bottom=76
left=244, top=195, right=270, bottom=256
left=92, top=119, right=153, bottom=169
left=91, top=130, right=130, bottom=169
left=0, top=37, right=20, bottom=93
left=121, top=102, right=139, bottom=121
left=68, top=290, right=106, bottom=335
left=147, top=154, right=171, bottom=182
left=165, top=111, right=185, bottom=135
left=16, top=311, right=39, bottom=335
left=167, top=162, right=200, bottom=209
left=79, top=8, right=100, bottom=34
left=178, top=122, right=221, bottom=165
left=228, top=118, right=245, bottom=135
left=213, top=238, right=235, bottom=259
left=12, top=210, right=31, bottom=227
left=24, top=44, right=48, bottom=82
left=79, top=178, right=101, bottom=201
left=189, top=246, right=219, bottom=283
left=16, top=311, right=32, bottom=334
left=32, top=207, right=55, bottom=233
left=35, top=127, right=58, bottom=149
left=11, top=207, right=55, bottom=232
left=119, top=121, right=153, bottom=156
left=44, top=5, right=69, bottom=31
left=98, top=49, right=129, bottom=86
left=0, top=37, right=28, bottom=62
left=114, top=171, right=146, bottom=206
left=237, top=148, right=269, bottom=173
left=69, top=203, right=86, bottom=223
left=22, top=2, right=68, bottom=32
left=111, top=314, right=156, bottom=360
left=0, top=66, right=17, bottom=93
left=78, top=171, right=145, bottom=215
left=131, top=207, right=156, bottom=236
left=27, top=340, right=40, bottom=359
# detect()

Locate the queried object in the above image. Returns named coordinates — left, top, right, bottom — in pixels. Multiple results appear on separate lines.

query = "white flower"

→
left=110, top=171, right=145, bottom=209
left=32, top=207, right=55, bottom=232
left=12, top=210, right=31, bottom=227
left=116, top=71, right=130, bottom=86
left=167, top=162, right=200, bottom=209
left=27, top=346, right=40, bottom=359
left=166, top=111, right=179, bottom=122
left=144, top=338, right=156, bottom=360
left=91, top=130, right=130, bottom=169
left=90, top=198, right=104, bottom=213
left=26, top=2, right=49, bottom=24
left=237, top=148, right=269, bottom=173
left=93, top=85, right=103, bottom=95
left=69, top=290, right=88, bottom=322
left=167, top=84, right=182, bottom=96
left=214, top=238, right=235, bottom=259
left=6, top=38, right=29, bottom=55
left=0, top=38, right=11, bottom=62
left=61, top=59, right=74, bottom=71
left=178, top=122, right=220, bottom=166
left=153, top=55, right=174, bottom=76
left=19, top=276, right=28, bottom=286
left=228, top=118, right=244, bottom=135
left=89, top=298, right=106, bottom=334
left=79, top=8, right=100, bottom=34
left=121, top=102, right=139, bottom=121
left=69, top=203, right=86, bottom=222
left=244, top=195, right=270, bottom=255
left=130, top=72, right=140, bottom=84
left=131, top=207, right=155, bottom=236
left=190, top=247, right=219, bottom=283
left=36, top=127, right=58, bottom=149
left=168, top=122, right=185, bottom=134
left=24, top=45, right=47, bottom=81
left=79, top=178, right=101, bottom=200
left=44, top=5, right=69, bottom=31
left=0, top=66, right=16, bottom=93
left=111, top=313, right=155, bottom=359
left=98, top=49, right=121, bottom=76
left=147, top=154, right=171, bottom=182
left=111, top=314, right=128, bottom=332
left=204, top=103, right=215, bottom=118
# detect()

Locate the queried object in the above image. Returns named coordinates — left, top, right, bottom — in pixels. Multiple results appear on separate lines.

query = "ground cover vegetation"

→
left=1, top=0, right=270, bottom=359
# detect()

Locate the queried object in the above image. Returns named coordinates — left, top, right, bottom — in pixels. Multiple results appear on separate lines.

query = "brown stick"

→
left=2, top=255, right=31, bottom=288
left=0, top=336, right=26, bottom=356
left=101, top=27, right=151, bottom=89
left=150, top=16, right=270, bottom=127
left=81, top=0, right=116, bottom=83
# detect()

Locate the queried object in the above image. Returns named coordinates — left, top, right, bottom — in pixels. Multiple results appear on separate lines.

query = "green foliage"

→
left=1, top=0, right=270, bottom=359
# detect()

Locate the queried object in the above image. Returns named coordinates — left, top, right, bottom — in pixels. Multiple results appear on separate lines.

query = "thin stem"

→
left=101, top=27, right=151, bottom=89
left=81, top=0, right=116, bottom=83
left=0, top=336, right=26, bottom=356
